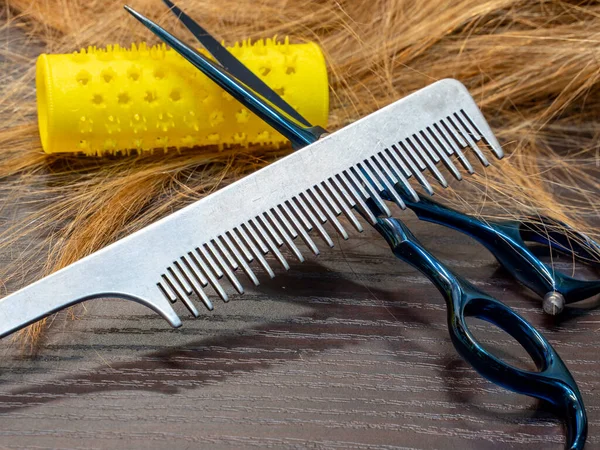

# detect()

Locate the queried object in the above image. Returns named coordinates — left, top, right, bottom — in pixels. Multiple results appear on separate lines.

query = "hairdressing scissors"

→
left=124, top=2, right=588, bottom=447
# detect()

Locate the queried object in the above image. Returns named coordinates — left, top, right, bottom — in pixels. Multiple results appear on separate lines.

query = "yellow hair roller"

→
left=36, top=39, right=329, bottom=156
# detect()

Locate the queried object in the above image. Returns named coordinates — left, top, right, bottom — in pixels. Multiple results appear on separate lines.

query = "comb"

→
left=0, top=79, right=502, bottom=338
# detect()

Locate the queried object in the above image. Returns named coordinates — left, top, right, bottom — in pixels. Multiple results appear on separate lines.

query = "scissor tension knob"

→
left=543, top=291, right=565, bottom=316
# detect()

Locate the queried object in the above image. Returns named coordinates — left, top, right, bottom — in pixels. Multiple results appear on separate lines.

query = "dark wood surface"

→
left=1, top=210, right=600, bottom=450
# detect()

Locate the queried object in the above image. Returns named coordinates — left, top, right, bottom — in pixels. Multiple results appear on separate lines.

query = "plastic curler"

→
left=36, top=39, right=329, bottom=156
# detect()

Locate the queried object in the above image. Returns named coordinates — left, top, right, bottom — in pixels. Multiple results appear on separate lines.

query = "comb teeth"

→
left=156, top=104, right=500, bottom=314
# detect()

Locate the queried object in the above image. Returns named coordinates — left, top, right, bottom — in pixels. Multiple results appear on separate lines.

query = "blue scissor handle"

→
left=375, top=217, right=587, bottom=450
left=396, top=193, right=600, bottom=314
left=517, top=215, right=600, bottom=266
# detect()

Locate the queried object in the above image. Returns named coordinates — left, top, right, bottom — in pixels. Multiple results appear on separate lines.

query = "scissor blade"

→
left=162, top=0, right=311, bottom=127
left=124, top=6, right=318, bottom=148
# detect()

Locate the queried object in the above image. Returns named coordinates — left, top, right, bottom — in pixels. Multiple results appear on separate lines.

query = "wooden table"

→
left=1, top=211, right=599, bottom=450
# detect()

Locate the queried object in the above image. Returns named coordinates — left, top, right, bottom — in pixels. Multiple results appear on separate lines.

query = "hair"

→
left=1, top=0, right=599, bottom=351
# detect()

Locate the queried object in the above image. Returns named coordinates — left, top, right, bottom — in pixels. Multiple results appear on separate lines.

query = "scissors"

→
left=125, top=1, right=589, bottom=447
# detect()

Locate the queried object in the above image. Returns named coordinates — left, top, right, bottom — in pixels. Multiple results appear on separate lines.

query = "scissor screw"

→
left=543, top=291, right=565, bottom=316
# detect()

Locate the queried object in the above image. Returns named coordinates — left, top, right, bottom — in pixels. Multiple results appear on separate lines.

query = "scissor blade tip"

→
left=124, top=5, right=149, bottom=21
left=124, top=5, right=141, bottom=17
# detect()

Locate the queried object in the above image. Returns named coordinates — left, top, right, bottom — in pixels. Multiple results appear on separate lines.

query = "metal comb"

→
left=0, top=79, right=501, bottom=338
